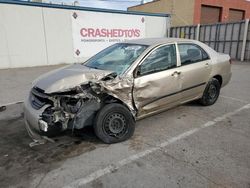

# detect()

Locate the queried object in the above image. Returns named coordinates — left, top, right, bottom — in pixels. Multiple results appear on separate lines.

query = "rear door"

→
left=133, top=44, right=182, bottom=118
left=177, top=43, right=212, bottom=103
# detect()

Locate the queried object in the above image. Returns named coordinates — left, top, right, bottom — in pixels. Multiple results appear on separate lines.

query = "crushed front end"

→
left=23, top=64, right=136, bottom=146
left=24, top=84, right=101, bottom=145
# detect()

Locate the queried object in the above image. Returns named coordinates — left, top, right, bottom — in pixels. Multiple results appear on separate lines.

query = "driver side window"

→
left=139, top=44, right=177, bottom=76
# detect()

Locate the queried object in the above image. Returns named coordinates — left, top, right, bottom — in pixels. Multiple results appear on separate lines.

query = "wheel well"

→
left=103, top=95, right=132, bottom=111
left=102, top=94, right=136, bottom=119
left=213, top=75, right=222, bottom=86
left=103, top=95, right=124, bottom=105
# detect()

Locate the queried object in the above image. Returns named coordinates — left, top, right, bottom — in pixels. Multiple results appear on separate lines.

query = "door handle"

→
left=171, top=71, right=181, bottom=76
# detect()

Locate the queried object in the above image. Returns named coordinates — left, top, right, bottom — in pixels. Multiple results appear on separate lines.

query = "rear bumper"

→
left=221, top=72, right=232, bottom=88
left=23, top=95, right=50, bottom=143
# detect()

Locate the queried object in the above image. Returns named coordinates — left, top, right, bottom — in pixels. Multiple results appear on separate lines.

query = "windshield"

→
left=84, top=43, right=148, bottom=75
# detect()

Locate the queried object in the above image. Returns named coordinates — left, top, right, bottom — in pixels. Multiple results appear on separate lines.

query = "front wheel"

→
left=199, top=78, right=221, bottom=106
left=94, top=103, right=135, bottom=144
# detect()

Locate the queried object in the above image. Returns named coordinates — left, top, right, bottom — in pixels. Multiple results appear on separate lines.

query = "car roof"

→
left=125, top=38, right=197, bottom=46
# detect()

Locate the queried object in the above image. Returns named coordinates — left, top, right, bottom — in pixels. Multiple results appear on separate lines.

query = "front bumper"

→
left=23, top=95, right=50, bottom=143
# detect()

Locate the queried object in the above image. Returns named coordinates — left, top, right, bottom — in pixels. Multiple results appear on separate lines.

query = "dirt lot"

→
left=0, top=62, right=250, bottom=188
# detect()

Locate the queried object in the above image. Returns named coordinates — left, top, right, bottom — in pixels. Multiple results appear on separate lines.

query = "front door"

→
left=133, top=44, right=182, bottom=118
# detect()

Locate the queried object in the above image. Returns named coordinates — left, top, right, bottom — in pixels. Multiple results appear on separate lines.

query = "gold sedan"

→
left=24, top=38, right=232, bottom=144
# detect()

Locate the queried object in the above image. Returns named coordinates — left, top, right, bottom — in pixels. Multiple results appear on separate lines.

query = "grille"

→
left=30, top=87, right=52, bottom=110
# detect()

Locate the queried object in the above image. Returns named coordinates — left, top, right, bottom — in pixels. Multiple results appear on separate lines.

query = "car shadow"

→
left=0, top=112, right=108, bottom=187
left=183, top=100, right=202, bottom=107
left=0, top=115, right=104, bottom=164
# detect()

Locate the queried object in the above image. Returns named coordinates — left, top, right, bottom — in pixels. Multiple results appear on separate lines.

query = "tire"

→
left=199, top=78, right=221, bottom=106
left=94, top=103, right=135, bottom=144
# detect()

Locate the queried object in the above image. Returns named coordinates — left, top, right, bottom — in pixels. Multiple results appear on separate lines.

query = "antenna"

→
left=73, top=1, right=80, bottom=6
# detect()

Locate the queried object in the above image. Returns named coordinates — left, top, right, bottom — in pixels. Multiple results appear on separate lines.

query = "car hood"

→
left=33, top=64, right=114, bottom=93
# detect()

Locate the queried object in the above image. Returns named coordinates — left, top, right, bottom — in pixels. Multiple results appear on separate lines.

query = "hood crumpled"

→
left=33, top=64, right=114, bottom=93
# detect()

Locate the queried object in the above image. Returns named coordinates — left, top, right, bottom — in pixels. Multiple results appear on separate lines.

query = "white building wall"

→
left=0, top=4, right=47, bottom=68
left=43, top=8, right=76, bottom=65
left=0, top=2, right=170, bottom=69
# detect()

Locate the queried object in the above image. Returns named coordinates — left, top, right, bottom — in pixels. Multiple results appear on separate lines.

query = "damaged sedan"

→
left=24, top=38, right=232, bottom=145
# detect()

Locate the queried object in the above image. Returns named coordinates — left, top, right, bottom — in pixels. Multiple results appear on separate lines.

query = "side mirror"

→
left=134, top=65, right=142, bottom=77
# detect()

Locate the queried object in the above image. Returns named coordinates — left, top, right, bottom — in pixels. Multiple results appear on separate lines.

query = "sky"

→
left=30, top=0, right=153, bottom=10
left=47, top=0, right=250, bottom=10
left=17, top=0, right=250, bottom=11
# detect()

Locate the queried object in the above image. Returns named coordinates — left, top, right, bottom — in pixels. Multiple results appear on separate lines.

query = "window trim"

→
left=177, top=43, right=210, bottom=66
left=134, top=43, right=178, bottom=78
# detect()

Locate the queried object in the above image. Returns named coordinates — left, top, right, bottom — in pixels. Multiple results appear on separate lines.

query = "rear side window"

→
left=178, top=44, right=210, bottom=65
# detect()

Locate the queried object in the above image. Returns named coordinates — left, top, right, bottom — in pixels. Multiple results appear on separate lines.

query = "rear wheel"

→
left=94, top=103, right=135, bottom=144
left=199, top=78, right=221, bottom=106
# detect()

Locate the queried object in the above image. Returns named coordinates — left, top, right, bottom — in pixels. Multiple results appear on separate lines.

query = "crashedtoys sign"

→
left=72, top=11, right=145, bottom=58
left=80, top=28, right=141, bottom=38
